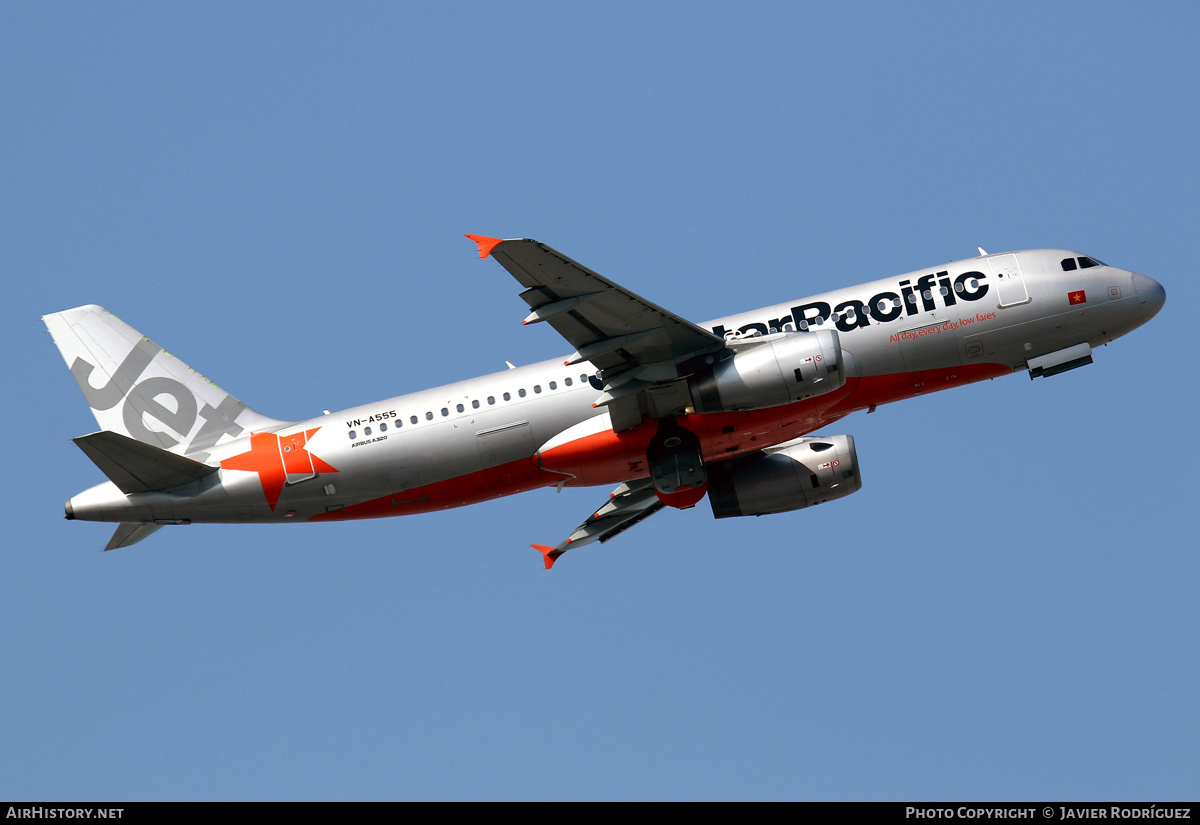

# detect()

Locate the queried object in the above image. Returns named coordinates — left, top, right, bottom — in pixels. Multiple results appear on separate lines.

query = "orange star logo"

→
left=220, top=427, right=338, bottom=510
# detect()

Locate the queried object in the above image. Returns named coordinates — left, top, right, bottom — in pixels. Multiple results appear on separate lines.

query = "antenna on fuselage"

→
left=977, top=247, right=988, bottom=256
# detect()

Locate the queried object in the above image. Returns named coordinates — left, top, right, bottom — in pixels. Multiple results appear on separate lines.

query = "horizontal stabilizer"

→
left=105, top=522, right=162, bottom=551
left=74, top=430, right=219, bottom=494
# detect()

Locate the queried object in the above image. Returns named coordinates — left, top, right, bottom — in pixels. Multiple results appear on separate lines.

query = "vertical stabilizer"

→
left=44, top=305, right=290, bottom=460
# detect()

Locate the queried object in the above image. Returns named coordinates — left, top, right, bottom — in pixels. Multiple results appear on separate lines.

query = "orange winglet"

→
left=465, top=234, right=504, bottom=259
left=531, top=544, right=561, bottom=570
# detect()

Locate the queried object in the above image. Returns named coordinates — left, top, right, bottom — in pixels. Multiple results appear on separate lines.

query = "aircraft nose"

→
left=1132, top=272, right=1166, bottom=323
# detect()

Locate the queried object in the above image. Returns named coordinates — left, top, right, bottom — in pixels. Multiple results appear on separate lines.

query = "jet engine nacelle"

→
left=707, top=434, right=861, bottom=519
left=688, top=330, right=845, bottom=414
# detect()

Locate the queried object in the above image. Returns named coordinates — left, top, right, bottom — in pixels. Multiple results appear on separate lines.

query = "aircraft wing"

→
left=468, top=236, right=726, bottom=429
left=531, top=479, right=665, bottom=569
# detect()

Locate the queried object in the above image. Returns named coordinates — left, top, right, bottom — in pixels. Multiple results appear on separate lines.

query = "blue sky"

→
left=2, top=1, right=1197, bottom=800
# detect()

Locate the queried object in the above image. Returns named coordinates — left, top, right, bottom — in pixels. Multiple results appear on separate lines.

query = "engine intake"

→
left=688, top=330, right=845, bottom=414
left=707, top=434, right=861, bottom=519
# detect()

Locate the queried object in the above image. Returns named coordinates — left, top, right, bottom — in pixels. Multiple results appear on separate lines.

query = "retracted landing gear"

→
left=645, top=417, right=708, bottom=509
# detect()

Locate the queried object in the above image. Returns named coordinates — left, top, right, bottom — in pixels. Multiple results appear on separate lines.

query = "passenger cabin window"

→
left=425, top=411, right=433, bottom=421
left=1061, top=257, right=1078, bottom=271
left=380, top=422, right=387, bottom=432
left=472, top=400, right=480, bottom=409
left=503, top=392, right=511, bottom=401
left=410, top=415, right=418, bottom=424
left=456, top=403, right=464, bottom=413
left=441, top=408, right=448, bottom=417
left=364, top=427, right=371, bottom=436
left=549, top=381, right=557, bottom=390
left=534, top=385, right=541, bottom=394
left=565, top=378, right=572, bottom=386
left=348, top=430, right=356, bottom=440
left=518, top=389, right=527, bottom=397
left=487, top=396, right=495, bottom=405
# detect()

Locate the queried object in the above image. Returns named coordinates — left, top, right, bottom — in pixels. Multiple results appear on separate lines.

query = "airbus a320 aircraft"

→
left=45, top=236, right=1165, bottom=566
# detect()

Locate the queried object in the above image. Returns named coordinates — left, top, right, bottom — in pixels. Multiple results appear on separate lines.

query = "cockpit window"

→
left=1064, top=256, right=1107, bottom=271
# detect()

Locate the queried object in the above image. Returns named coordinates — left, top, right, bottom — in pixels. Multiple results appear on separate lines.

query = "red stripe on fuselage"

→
left=310, top=455, right=553, bottom=522
left=309, top=362, right=1011, bottom=522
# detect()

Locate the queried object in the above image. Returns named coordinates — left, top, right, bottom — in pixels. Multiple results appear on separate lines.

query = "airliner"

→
left=44, top=236, right=1166, bottom=566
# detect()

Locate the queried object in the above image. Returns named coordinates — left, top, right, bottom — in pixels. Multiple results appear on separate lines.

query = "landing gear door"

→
left=989, top=254, right=1030, bottom=308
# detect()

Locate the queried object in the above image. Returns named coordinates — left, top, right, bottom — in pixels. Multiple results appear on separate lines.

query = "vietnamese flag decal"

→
left=1068, top=290, right=1087, bottom=305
